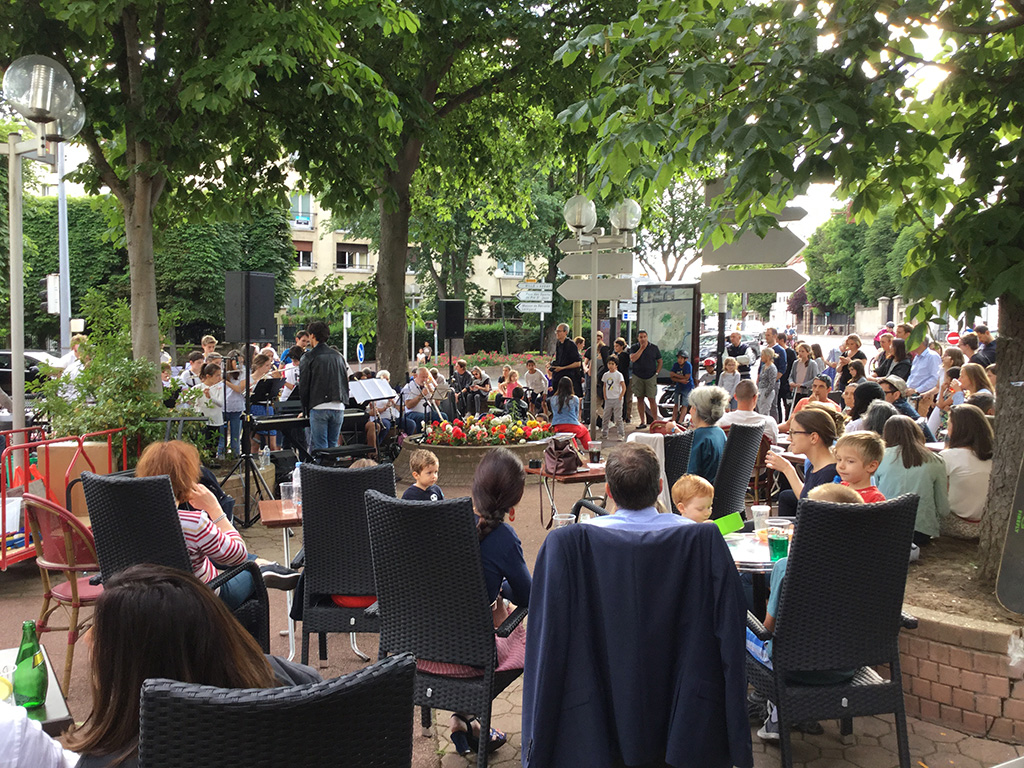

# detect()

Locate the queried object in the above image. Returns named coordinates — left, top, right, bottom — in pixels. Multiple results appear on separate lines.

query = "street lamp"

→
left=494, top=268, right=509, bottom=355
left=561, top=195, right=642, bottom=437
left=2, top=55, right=84, bottom=440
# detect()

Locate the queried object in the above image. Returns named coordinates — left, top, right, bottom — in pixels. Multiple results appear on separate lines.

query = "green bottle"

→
left=13, top=620, right=47, bottom=709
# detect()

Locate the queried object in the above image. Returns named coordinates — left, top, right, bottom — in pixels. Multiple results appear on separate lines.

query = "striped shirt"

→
left=177, top=508, right=248, bottom=583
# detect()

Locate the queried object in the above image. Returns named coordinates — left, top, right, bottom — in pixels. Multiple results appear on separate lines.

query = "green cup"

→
left=768, top=532, right=789, bottom=561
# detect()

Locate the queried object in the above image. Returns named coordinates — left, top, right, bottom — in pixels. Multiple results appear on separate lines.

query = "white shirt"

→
left=0, top=701, right=78, bottom=768
left=602, top=370, right=625, bottom=400
left=940, top=447, right=992, bottom=521
left=402, top=380, right=431, bottom=415
left=717, top=408, right=779, bottom=445
left=522, top=369, right=548, bottom=394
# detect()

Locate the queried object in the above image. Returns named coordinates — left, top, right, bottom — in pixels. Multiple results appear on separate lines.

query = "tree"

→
left=280, top=0, right=636, bottom=378
left=1, top=0, right=400, bottom=386
left=635, top=174, right=708, bottom=281
left=560, top=0, right=1024, bottom=580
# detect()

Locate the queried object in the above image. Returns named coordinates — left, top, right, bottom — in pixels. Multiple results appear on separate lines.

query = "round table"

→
left=723, top=531, right=780, bottom=620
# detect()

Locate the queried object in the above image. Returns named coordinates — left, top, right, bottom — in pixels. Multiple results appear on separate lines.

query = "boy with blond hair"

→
left=834, top=431, right=886, bottom=503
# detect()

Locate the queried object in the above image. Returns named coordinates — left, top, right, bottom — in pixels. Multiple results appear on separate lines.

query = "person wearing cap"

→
left=881, top=375, right=936, bottom=441
left=698, top=358, right=717, bottom=387
left=874, top=321, right=895, bottom=348
left=669, top=349, right=693, bottom=422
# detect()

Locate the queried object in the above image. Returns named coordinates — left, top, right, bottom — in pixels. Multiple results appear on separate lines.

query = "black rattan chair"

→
left=711, top=422, right=765, bottom=519
left=364, top=490, right=525, bottom=768
left=138, top=653, right=416, bottom=768
left=745, top=494, right=919, bottom=768
left=81, top=471, right=270, bottom=652
left=300, top=462, right=395, bottom=665
left=663, top=431, right=694, bottom=491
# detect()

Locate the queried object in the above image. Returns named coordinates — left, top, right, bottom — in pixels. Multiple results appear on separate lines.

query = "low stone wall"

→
left=393, top=440, right=547, bottom=486
left=900, top=603, right=1024, bottom=743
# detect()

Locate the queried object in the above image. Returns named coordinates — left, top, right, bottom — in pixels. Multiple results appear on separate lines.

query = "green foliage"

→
left=29, top=289, right=201, bottom=454
left=635, top=174, right=709, bottom=281
left=291, top=277, right=380, bottom=347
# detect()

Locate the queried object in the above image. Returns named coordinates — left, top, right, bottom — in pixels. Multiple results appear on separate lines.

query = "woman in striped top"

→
left=136, top=440, right=255, bottom=609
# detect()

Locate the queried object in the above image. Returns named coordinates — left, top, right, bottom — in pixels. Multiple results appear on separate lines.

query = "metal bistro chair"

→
left=745, top=494, right=920, bottom=768
left=138, top=653, right=416, bottom=768
left=300, top=462, right=395, bottom=665
left=81, top=472, right=270, bottom=652
left=662, top=430, right=694, bottom=491
left=711, top=422, right=765, bottom=520
left=22, top=494, right=102, bottom=694
left=747, top=433, right=775, bottom=505
left=365, top=491, right=526, bottom=768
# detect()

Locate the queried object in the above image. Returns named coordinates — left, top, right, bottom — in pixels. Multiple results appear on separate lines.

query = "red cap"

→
left=703, top=358, right=716, bottom=367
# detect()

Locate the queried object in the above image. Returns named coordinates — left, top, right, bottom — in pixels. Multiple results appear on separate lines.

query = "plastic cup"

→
left=280, top=482, right=295, bottom=513
left=751, top=505, right=771, bottom=532
left=589, top=442, right=602, bottom=463
left=766, top=519, right=794, bottom=561
left=552, top=513, right=575, bottom=528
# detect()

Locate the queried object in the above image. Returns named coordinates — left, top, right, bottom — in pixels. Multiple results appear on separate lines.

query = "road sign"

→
left=517, top=281, right=552, bottom=290
left=516, top=289, right=553, bottom=302
left=557, top=278, right=634, bottom=302
left=946, top=330, right=961, bottom=346
left=516, top=302, right=553, bottom=314
left=702, top=227, right=806, bottom=266
left=700, top=268, right=806, bottom=294
left=622, top=310, right=635, bottom=321
left=619, top=300, right=637, bottom=311
left=556, top=233, right=636, bottom=254
left=356, top=342, right=365, bottom=363
left=557, top=251, right=633, bottom=276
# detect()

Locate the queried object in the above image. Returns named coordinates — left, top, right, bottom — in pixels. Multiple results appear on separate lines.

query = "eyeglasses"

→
left=789, top=429, right=811, bottom=436
left=881, top=388, right=896, bottom=395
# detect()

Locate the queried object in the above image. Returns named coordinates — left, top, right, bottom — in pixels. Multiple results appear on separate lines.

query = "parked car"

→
left=0, top=349, right=62, bottom=398
left=698, top=331, right=761, bottom=362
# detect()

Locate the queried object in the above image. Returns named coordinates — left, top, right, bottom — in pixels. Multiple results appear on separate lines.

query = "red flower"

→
left=432, top=420, right=440, bottom=427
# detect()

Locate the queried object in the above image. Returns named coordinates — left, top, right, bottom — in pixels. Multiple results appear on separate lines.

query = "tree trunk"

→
left=375, top=138, right=422, bottom=381
left=978, top=292, right=1024, bottom=583
left=124, top=191, right=162, bottom=392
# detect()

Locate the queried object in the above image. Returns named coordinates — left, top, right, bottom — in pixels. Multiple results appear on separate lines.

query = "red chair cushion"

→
left=51, top=576, right=103, bottom=603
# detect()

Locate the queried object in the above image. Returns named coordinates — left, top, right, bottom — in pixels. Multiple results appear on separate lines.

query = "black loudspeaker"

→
left=438, top=299, right=465, bottom=340
left=225, top=271, right=277, bottom=341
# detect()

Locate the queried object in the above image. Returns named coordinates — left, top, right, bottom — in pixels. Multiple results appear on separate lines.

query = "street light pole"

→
left=495, top=268, right=509, bottom=355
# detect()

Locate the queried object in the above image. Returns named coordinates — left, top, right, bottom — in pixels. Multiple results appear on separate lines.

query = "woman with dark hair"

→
left=438, top=447, right=530, bottom=756
left=549, top=374, right=590, bottom=448
left=939, top=405, right=994, bottom=539
left=66, top=564, right=312, bottom=767
left=844, top=381, right=885, bottom=431
left=876, top=416, right=949, bottom=547
left=846, top=359, right=868, bottom=386
left=888, top=338, right=912, bottom=382
left=685, top=385, right=729, bottom=483
left=765, top=405, right=846, bottom=516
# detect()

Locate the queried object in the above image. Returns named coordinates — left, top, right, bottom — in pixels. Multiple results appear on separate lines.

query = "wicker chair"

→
left=22, top=494, right=102, bottom=694
left=138, top=653, right=416, bottom=768
left=81, top=472, right=270, bottom=652
left=300, top=462, right=395, bottom=665
left=745, top=494, right=919, bottom=768
left=663, top=431, right=694, bottom=491
left=711, top=422, right=765, bottom=520
left=364, top=490, right=526, bottom=768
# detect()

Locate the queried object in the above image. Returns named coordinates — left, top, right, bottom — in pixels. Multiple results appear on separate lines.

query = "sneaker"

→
left=909, top=543, right=920, bottom=562
left=757, top=716, right=779, bottom=741
left=260, top=562, right=301, bottom=590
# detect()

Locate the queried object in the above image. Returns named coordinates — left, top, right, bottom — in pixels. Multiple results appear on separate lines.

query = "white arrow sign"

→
left=517, top=302, right=553, bottom=314
left=517, top=281, right=552, bottom=290
left=558, top=278, right=634, bottom=302
left=557, top=233, right=636, bottom=254
left=620, top=300, right=637, bottom=311
left=557, top=251, right=633, bottom=276
left=702, top=227, right=806, bottom=266
left=700, top=268, right=806, bottom=294
left=516, top=290, right=553, bottom=302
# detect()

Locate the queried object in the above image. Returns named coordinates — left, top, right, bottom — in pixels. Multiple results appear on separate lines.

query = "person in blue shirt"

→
left=669, top=350, right=693, bottom=423
left=685, top=385, right=729, bottom=483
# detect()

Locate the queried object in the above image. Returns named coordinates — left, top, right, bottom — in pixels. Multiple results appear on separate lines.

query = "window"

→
left=289, top=193, right=313, bottom=230
left=406, top=247, right=419, bottom=275
left=335, top=243, right=369, bottom=270
left=294, top=240, right=313, bottom=269
left=500, top=260, right=525, bottom=277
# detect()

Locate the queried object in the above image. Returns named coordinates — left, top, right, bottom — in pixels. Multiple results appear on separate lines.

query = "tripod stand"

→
left=219, top=353, right=274, bottom=527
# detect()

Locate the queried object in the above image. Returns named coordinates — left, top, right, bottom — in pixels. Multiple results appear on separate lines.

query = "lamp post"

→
left=561, top=196, right=641, bottom=437
left=1, top=55, right=84, bottom=441
left=494, top=268, right=509, bottom=356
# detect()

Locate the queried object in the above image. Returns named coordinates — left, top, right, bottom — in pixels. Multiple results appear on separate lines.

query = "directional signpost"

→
left=700, top=268, right=806, bottom=295
left=515, top=281, right=553, bottom=350
left=557, top=277, right=634, bottom=302
left=517, top=302, right=552, bottom=313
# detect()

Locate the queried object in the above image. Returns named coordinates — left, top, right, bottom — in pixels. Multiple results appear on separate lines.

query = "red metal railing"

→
left=1, top=427, right=129, bottom=571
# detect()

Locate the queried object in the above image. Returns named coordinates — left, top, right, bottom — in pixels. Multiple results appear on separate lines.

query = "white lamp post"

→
left=494, top=268, right=509, bottom=355
left=2, top=55, right=84, bottom=440
left=561, top=196, right=642, bottom=437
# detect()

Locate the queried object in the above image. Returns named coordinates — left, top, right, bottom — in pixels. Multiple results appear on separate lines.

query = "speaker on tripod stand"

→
left=220, top=271, right=277, bottom=527
left=438, top=299, right=465, bottom=382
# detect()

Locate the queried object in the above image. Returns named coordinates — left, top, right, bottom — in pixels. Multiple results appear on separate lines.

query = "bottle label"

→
left=32, top=651, right=43, bottom=669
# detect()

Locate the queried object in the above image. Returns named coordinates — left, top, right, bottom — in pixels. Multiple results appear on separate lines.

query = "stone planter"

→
left=393, top=440, right=547, bottom=486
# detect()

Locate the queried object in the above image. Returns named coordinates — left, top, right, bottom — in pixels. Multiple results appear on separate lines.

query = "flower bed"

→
left=424, top=414, right=554, bottom=446
left=394, top=438, right=548, bottom=486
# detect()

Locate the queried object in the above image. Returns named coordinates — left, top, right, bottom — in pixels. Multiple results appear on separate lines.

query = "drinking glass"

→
left=767, top=519, right=794, bottom=562
left=280, top=482, right=295, bottom=513
left=552, top=513, right=575, bottom=528
left=588, top=441, right=602, bottom=464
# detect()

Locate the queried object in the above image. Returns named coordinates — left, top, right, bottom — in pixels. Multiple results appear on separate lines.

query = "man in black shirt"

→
left=629, top=330, right=662, bottom=427
left=548, top=323, right=583, bottom=396
left=450, top=358, right=475, bottom=416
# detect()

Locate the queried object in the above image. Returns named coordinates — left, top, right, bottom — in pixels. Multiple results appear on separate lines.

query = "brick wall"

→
left=900, top=604, right=1024, bottom=743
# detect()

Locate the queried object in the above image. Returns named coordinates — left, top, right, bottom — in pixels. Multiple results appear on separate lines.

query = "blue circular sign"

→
left=356, top=342, right=365, bottom=363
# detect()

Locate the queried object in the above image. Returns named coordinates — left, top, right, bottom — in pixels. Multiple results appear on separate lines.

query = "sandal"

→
left=450, top=714, right=473, bottom=756
left=461, top=716, right=507, bottom=754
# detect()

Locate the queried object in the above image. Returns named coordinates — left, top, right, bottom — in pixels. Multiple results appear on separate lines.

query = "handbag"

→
left=543, top=435, right=584, bottom=476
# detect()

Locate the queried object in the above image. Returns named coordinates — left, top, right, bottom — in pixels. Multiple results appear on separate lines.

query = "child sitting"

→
left=670, top=474, right=714, bottom=524
left=834, top=431, right=886, bottom=503
left=402, top=448, right=444, bottom=501
left=508, top=386, right=530, bottom=423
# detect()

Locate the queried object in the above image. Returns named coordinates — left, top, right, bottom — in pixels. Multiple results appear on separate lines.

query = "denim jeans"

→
left=309, top=408, right=343, bottom=452
left=402, top=410, right=426, bottom=436
left=216, top=563, right=255, bottom=610
left=222, top=411, right=243, bottom=456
